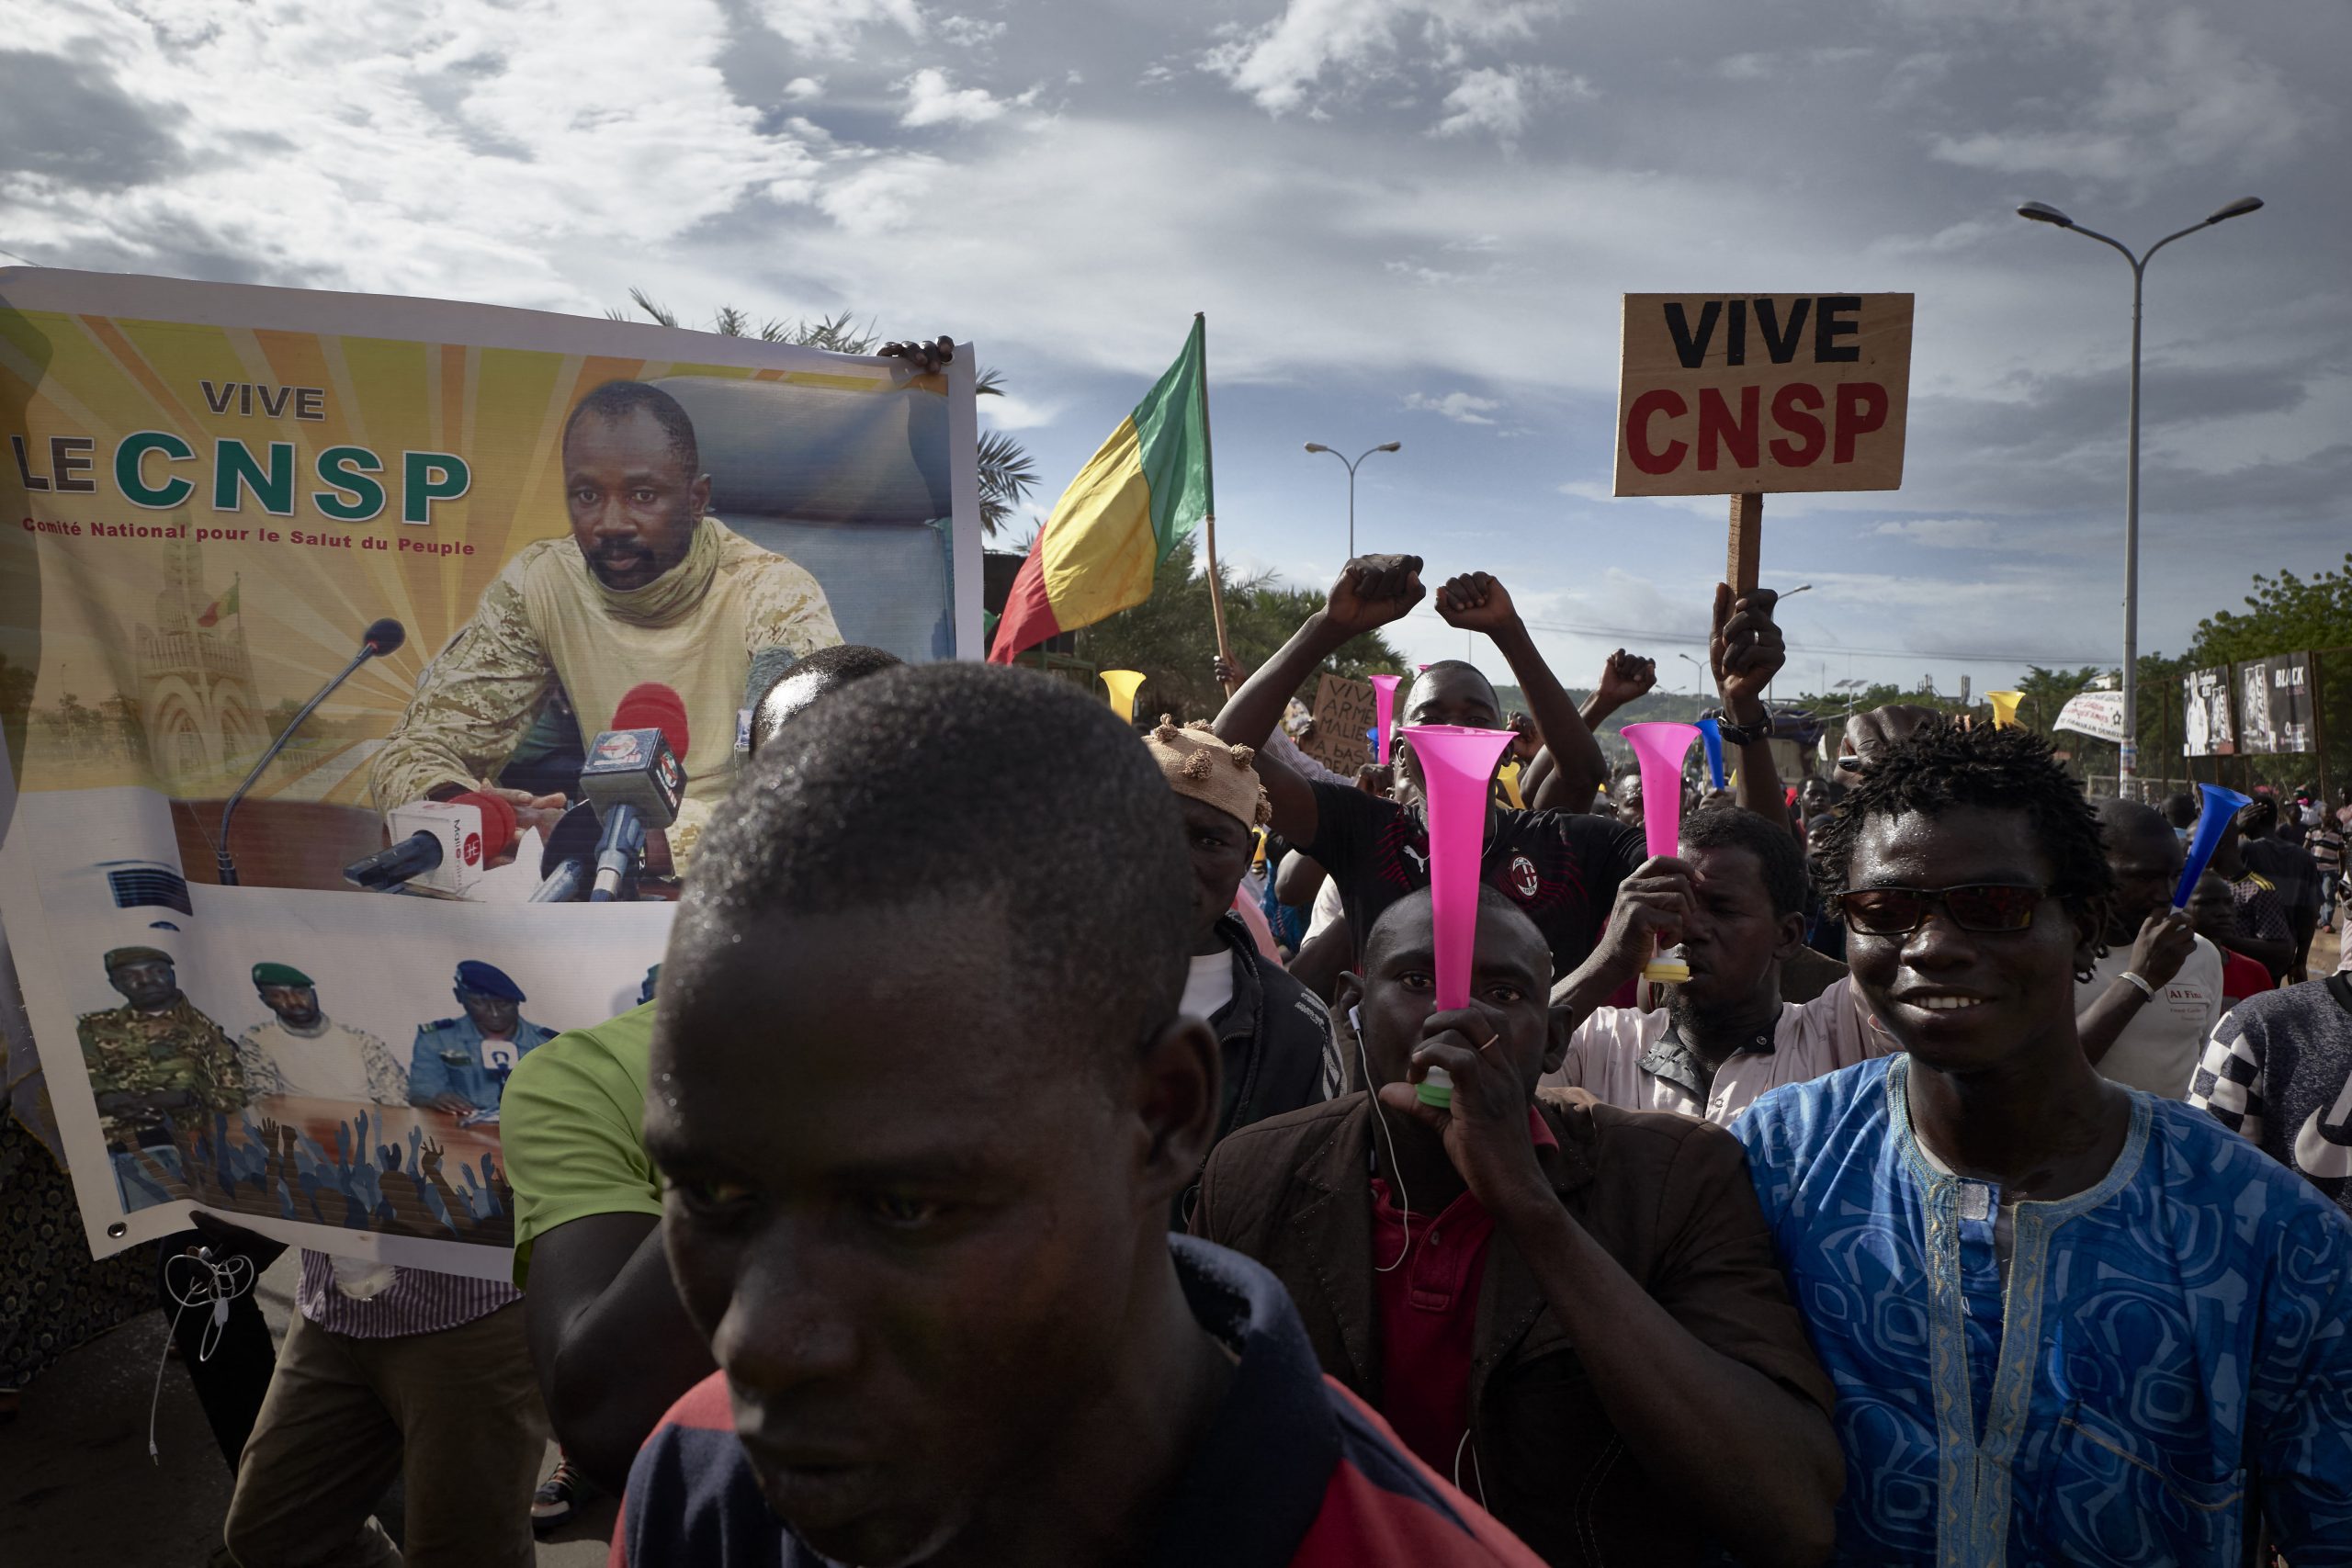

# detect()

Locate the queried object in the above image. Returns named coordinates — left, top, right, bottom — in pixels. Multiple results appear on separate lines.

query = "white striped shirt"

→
left=1545, top=977, right=1896, bottom=1126
left=296, top=1249, right=519, bottom=1338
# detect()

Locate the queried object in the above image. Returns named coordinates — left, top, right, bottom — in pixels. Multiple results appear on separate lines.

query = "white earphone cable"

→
left=150, top=1247, right=256, bottom=1463
left=1354, top=1007, right=1412, bottom=1273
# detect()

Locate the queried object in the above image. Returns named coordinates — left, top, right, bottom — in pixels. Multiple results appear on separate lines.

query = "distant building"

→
left=136, top=534, right=260, bottom=784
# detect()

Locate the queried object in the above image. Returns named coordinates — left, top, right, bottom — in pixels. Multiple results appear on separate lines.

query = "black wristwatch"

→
left=1714, top=712, right=1775, bottom=747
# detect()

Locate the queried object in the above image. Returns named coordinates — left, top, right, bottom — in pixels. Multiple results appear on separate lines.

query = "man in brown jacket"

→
left=1193, top=885, right=1839, bottom=1568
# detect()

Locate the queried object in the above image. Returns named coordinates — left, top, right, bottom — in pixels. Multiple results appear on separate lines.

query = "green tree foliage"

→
left=2190, top=553, right=2352, bottom=664
left=613, top=291, right=1039, bottom=536
left=1069, top=534, right=1404, bottom=721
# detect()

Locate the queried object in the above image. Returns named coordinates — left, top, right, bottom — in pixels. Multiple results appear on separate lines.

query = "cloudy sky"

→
left=5, top=0, right=2344, bottom=697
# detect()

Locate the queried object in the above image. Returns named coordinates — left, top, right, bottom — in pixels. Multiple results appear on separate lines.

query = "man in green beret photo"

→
left=235, top=963, right=410, bottom=1106
left=74, top=945, right=244, bottom=1209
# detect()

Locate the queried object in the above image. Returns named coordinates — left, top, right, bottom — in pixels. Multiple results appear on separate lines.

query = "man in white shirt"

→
left=1546, top=805, right=1892, bottom=1125
left=235, top=962, right=409, bottom=1106
left=2075, top=800, right=2221, bottom=1097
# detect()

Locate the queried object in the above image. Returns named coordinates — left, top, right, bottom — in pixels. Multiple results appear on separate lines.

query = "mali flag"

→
left=196, top=578, right=240, bottom=627
left=989, top=319, right=1211, bottom=662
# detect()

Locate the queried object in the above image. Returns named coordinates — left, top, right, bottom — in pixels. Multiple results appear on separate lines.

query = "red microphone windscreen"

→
left=448, top=790, right=518, bottom=862
left=610, top=682, right=691, bottom=761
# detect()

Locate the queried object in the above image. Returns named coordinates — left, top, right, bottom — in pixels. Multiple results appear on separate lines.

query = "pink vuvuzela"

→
left=1621, top=721, right=1701, bottom=985
left=1402, top=723, right=1517, bottom=1110
left=1370, top=674, right=1404, bottom=765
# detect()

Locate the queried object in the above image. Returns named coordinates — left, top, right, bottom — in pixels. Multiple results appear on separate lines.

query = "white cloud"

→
left=1407, top=390, right=1502, bottom=424
left=1428, top=65, right=1586, bottom=145
left=1713, top=45, right=1871, bottom=81
left=1432, top=67, right=1528, bottom=142
left=978, top=392, right=1064, bottom=431
left=1870, top=518, right=2001, bottom=548
left=1927, top=6, right=2307, bottom=179
left=899, top=66, right=1010, bottom=126
left=1385, top=258, right=1472, bottom=286
left=814, top=153, right=944, bottom=232
left=938, top=15, right=1007, bottom=47
left=782, top=76, right=826, bottom=101
left=744, top=0, right=926, bottom=59
left=0, top=0, right=819, bottom=309
left=1204, top=0, right=1566, bottom=116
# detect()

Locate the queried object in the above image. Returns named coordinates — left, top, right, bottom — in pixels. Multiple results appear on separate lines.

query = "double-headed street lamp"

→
left=1303, top=440, right=1401, bottom=559
left=2016, top=194, right=2264, bottom=794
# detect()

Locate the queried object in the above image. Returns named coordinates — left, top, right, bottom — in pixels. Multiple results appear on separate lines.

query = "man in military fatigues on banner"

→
left=75, top=946, right=245, bottom=1210
left=408, top=961, right=553, bottom=1117
left=235, top=962, right=410, bottom=1106
left=367, top=379, right=843, bottom=874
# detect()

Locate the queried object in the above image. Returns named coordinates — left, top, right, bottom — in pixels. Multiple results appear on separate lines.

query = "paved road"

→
left=0, top=1254, right=613, bottom=1567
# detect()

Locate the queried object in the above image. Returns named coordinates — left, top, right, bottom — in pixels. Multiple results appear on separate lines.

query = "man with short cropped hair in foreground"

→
left=1737, top=720, right=2352, bottom=1562
left=617, top=665, right=1546, bottom=1566
left=503, top=646, right=899, bottom=1523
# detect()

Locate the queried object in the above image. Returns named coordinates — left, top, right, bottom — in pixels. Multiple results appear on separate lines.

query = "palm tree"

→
left=614, top=290, right=1038, bottom=536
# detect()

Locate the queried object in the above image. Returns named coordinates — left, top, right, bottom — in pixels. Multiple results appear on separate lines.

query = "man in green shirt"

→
left=502, top=644, right=902, bottom=1517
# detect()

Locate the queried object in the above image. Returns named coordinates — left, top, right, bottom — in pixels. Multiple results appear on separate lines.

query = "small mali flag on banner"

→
left=989, top=320, right=1211, bottom=662
left=196, top=578, right=240, bottom=627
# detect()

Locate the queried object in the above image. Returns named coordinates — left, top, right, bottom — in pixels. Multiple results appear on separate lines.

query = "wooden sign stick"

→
left=1727, top=491, right=1763, bottom=597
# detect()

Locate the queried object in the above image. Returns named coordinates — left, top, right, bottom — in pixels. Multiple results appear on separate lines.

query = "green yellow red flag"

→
left=988, top=321, right=1211, bottom=661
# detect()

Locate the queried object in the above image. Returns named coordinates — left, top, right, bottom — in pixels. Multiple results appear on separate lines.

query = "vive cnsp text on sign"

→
left=1613, top=293, right=1913, bottom=497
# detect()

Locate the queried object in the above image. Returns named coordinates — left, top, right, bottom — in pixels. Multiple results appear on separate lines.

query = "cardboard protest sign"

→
left=2182, top=666, right=2236, bottom=756
left=0, top=268, right=980, bottom=1273
left=1299, top=673, right=1375, bottom=774
left=1614, top=293, right=1913, bottom=497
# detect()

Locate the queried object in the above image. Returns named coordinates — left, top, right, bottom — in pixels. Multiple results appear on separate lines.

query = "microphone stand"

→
left=216, top=638, right=387, bottom=886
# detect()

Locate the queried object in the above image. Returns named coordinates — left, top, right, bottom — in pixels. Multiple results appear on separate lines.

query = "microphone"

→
left=581, top=683, right=689, bottom=903
left=343, top=791, right=516, bottom=894
left=217, top=619, right=406, bottom=886
left=529, top=801, right=602, bottom=902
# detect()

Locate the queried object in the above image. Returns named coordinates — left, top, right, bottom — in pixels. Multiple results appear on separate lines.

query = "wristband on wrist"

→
left=2119, top=970, right=2156, bottom=1002
left=1715, top=711, right=1775, bottom=747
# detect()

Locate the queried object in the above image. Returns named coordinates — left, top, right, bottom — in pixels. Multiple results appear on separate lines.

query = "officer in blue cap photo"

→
left=409, top=961, right=554, bottom=1116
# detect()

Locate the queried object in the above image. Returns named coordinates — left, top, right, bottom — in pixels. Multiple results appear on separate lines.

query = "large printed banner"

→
left=2053, top=690, right=2127, bottom=744
left=2183, top=666, right=2236, bottom=758
left=2237, top=653, right=2314, bottom=757
left=1, top=269, right=982, bottom=1275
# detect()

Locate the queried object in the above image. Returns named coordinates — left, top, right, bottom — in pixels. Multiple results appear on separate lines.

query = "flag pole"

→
left=1195, top=312, right=1238, bottom=696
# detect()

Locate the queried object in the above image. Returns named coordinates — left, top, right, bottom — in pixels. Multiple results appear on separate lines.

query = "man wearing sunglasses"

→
left=1736, top=720, right=2352, bottom=1564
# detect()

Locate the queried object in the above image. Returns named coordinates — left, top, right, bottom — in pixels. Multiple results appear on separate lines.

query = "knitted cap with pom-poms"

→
left=1141, top=715, right=1272, bottom=828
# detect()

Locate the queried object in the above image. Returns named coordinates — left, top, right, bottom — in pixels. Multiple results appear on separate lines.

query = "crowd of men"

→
left=9, top=546, right=2352, bottom=1568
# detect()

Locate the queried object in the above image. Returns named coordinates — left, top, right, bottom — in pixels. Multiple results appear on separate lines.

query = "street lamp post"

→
left=1303, top=440, right=1401, bottom=558
left=2016, top=195, right=2263, bottom=795
left=1678, top=652, right=1707, bottom=698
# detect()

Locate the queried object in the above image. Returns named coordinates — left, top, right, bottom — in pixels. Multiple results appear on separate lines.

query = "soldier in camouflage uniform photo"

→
left=74, top=945, right=245, bottom=1211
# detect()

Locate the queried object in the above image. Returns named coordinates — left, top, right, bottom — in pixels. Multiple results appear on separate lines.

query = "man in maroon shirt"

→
left=1193, top=886, right=1840, bottom=1567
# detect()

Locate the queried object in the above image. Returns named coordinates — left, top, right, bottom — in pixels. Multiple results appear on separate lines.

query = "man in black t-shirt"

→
left=1214, top=558, right=1665, bottom=982
left=2241, top=795, right=2323, bottom=981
